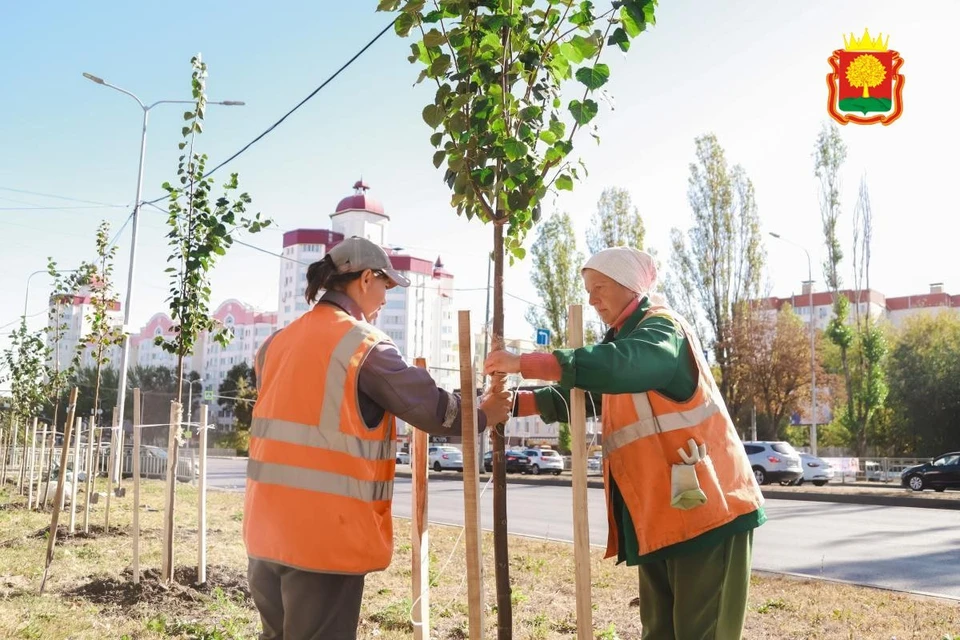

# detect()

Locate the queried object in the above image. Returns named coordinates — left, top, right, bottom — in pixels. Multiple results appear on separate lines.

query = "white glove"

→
left=671, top=438, right=708, bottom=510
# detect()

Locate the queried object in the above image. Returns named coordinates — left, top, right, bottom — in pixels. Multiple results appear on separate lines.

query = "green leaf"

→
left=575, top=64, right=610, bottom=90
left=558, top=42, right=584, bottom=65
left=568, top=99, right=599, bottom=125
left=430, top=54, right=452, bottom=76
left=569, top=34, right=599, bottom=60
left=608, top=27, right=631, bottom=52
left=621, top=4, right=646, bottom=37
left=423, top=29, right=446, bottom=48
left=377, top=0, right=400, bottom=10
left=395, top=12, right=416, bottom=37
left=422, top=104, right=445, bottom=129
left=503, top=140, right=528, bottom=161
left=433, top=150, right=446, bottom=168
left=539, top=130, right=558, bottom=144
left=555, top=174, right=574, bottom=191
left=430, top=132, right=444, bottom=147
left=183, top=111, right=195, bottom=121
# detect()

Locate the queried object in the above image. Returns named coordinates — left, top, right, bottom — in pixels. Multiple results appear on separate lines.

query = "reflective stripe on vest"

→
left=602, top=394, right=722, bottom=456
left=248, top=459, right=393, bottom=502
left=243, top=304, right=398, bottom=575
left=251, top=417, right=396, bottom=461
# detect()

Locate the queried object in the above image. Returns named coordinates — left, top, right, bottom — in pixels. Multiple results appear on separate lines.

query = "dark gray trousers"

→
left=248, top=557, right=366, bottom=640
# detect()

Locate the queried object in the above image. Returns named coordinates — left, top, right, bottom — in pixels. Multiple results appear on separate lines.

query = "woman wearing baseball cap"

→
left=244, top=236, right=513, bottom=639
left=485, top=246, right=765, bottom=639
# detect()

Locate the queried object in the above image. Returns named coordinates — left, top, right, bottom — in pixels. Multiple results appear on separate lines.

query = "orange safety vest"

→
left=243, top=303, right=397, bottom=574
left=602, top=305, right=763, bottom=559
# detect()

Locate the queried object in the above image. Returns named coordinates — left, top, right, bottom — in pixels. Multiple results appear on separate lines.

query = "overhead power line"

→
left=143, top=16, right=398, bottom=207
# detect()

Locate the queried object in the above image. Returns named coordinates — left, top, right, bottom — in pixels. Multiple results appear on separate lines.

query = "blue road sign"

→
left=535, top=328, right=551, bottom=346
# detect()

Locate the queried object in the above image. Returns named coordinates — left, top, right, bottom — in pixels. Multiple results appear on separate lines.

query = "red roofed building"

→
left=277, top=181, right=458, bottom=400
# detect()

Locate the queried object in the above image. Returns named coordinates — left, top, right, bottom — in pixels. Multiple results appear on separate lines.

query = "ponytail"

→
left=304, top=254, right=365, bottom=304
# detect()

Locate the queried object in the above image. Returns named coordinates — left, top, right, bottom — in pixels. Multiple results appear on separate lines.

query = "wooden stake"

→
left=13, top=417, right=23, bottom=495
left=458, top=311, right=484, bottom=639
left=68, top=417, right=81, bottom=534
left=42, top=432, right=54, bottom=508
left=132, top=389, right=142, bottom=585
left=411, top=357, right=430, bottom=640
left=83, top=411, right=97, bottom=533
left=104, top=408, right=118, bottom=532
left=34, top=426, right=47, bottom=510
left=0, top=428, right=7, bottom=488
left=567, top=305, right=593, bottom=639
left=197, top=404, right=208, bottom=585
left=40, top=386, right=78, bottom=594
left=161, top=401, right=182, bottom=582
left=26, top=419, right=37, bottom=509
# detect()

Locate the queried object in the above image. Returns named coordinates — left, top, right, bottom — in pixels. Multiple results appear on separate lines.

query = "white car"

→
left=521, top=448, right=564, bottom=476
left=795, top=453, right=834, bottom=486
left=396, top=450, right=410, bottom=465
left=428, top=445, right=463, bottom=472
left=742, top=440, right=802, bottom=485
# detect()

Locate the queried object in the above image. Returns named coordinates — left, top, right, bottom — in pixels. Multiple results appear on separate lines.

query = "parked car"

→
left=521, top=448, right=564, bottom=475
left=901, top=452, right=960, bottom=492
left=587, top=454, right=602, bottom=474
left=396, top=450, right=410, bottom=465
left=428, top=445, right=463, bottom=472
left=742, top=441, right=802, bottom=485
left=483, top=450, right=531, bottom=474
left=794, top=453, right=834, bottom=486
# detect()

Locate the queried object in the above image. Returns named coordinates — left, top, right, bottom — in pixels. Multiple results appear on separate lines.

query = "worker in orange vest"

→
left=245, top=236, right=513, bottom=640
left=485, top=247, right=765, bottom=639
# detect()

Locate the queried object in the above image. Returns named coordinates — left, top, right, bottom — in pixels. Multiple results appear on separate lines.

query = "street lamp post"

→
left=769, top=232, right=818, bottom=456
left=82, top=72, right=244, bottom=441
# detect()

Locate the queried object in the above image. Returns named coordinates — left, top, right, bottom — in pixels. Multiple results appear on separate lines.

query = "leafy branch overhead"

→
left=377, top=0, right=657, bottom=263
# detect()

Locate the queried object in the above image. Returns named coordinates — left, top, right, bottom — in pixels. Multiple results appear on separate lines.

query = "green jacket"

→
left=532, top=297, right=765, bottom=565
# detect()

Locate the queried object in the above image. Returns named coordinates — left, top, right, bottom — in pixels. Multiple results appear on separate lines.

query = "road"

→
left=207, top=457, right=960, bottom=599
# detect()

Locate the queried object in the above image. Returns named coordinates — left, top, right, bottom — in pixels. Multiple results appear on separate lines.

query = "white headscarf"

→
left=582, top=247, right=659, bottom=295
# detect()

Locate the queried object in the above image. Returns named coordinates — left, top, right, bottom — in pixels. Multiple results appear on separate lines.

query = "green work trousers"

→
left=637, top=530, right=753, bottom=640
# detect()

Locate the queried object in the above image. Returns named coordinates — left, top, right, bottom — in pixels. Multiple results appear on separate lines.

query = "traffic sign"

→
left=203, top=390, right=214, bottom=401
left=535, top=328, right=551, bottom=346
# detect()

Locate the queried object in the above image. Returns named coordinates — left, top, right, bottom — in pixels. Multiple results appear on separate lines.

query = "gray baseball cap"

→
left=327, top=236, right=411, bottom=288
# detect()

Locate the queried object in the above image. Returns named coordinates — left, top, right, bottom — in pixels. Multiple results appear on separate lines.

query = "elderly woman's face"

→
left=582, top=269, right=637, bottom=326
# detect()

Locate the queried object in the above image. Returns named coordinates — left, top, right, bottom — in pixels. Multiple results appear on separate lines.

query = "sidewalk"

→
left=394, top=468, right=960, bottom=511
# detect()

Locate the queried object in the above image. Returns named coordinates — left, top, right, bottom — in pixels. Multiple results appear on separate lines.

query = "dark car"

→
left=483, top=450, right=531, bottom=474
left=901, top=452, right=960, bottom=492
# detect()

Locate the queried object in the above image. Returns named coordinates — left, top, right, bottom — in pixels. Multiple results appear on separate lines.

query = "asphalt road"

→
left=207, top=457, right=960, bottom=599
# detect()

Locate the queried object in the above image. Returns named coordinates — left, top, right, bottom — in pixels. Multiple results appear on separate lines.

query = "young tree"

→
left=1, top=322, right=48, bottom=434
left=733, top=304, right=820, bottom=440
left=378, top=2, right=658, bottom=629
left=814, top=125, right=886, bottom=456
left=556, top=422, right=572, bottom=455
left=667, top=133, right=765, bottom=420
left=217, top=362, right=256, bottom=413
left=885, top=312, right=960, bottom=456
left=80, top=222, right=125, bottom=530
left=525, top=211, right=584, bottom=349
left=155, top=54, right=271, bottom=582
left=45, top=260, right=94, bottom=433
left=586, top=186, right=645, bottom=254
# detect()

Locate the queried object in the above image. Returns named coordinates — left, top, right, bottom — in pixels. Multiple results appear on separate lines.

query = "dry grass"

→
left=0, top=479, right=957, bottom=639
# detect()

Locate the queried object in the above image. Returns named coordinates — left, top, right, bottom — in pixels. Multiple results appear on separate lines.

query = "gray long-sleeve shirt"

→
left=309, top=291, right=486, bottom=435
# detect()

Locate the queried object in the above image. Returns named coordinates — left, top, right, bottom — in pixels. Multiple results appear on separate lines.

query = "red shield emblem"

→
left=827, top=30, right=904, bottom=126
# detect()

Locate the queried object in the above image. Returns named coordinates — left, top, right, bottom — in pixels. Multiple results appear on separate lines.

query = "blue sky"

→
left=2, top=0, right=956, bottom=364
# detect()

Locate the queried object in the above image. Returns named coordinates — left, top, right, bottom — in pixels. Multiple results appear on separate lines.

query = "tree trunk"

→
left=162, top=357, right=186, bottom=582
left=491, top=224, right=512, bottom=638
left=84, top=361, right=102, bottom=533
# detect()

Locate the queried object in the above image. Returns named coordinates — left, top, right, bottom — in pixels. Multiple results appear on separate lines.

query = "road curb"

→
left=394, top=471, right=960, bottom=510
